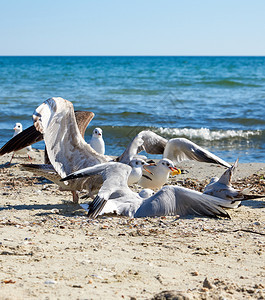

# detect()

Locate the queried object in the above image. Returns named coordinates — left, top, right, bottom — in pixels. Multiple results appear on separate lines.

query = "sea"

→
left=0, top=56, right=264, bottom=163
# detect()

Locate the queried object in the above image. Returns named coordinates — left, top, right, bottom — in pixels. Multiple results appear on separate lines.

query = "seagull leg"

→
left=72, top=191, right=79, bottom=204
left=8, top=152, right=15, bottom=165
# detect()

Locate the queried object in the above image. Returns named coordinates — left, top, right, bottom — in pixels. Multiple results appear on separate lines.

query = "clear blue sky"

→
left=0, top=0, right=265, bottom=56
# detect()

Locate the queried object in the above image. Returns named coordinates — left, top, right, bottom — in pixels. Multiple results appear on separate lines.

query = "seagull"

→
left=0, top=111, right=95, bottom=164
left=90, top=127, right=105, bottom=155
left=2, top=111, right=95, bottom=203
left=21, top=157, right=150, bottom=203
left=203, top=159, right=265, bottom=203
left=138, top=158, right=180, bottom=189
left=61, top=162, right=240, bottom=219
left=21, top=97, right=146, bottom=203
left=121, top=130, right=231, bottom=168
left=8, top=123, right=33, bottom=164
left=128, top=158, right=152, bottom=186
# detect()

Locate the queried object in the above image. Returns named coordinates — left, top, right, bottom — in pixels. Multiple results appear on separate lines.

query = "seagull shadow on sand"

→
left=241, top=198, right=265, bottom=209
left=0, top=202, right=85, bottom=217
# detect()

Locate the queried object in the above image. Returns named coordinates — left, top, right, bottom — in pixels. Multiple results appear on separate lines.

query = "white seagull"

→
left=138, top=158, right=180, bottom=189
left=23, top=97, right=146, bottom=202
left=124, top=130, right=231, bottom=168
left=128, top=158, right=152, bottom=186
left=90, top=127, right=105, bottom=155
left=61, top=162, right=240, bottom=219
left=203, top=159, right=265, bottom=203
left=8, top=123, right=33, bottom=164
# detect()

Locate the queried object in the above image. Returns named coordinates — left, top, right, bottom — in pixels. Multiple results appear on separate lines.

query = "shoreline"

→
left=0, top=150, right=264, bottom=299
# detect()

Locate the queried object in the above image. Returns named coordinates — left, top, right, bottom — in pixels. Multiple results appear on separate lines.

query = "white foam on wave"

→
left=157, top=127, right=261, bottom=141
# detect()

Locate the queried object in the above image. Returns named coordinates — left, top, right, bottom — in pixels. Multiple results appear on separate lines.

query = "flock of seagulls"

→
left=1, top=97, right=263, bottom=219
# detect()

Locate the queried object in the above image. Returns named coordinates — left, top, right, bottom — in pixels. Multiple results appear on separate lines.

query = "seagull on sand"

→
left=61, top=161, right=239, bottom=219
left=0, top=111, right=95, bottom=164
left=8, top=123, right=33, bottom=164
left=90, top=127, right=105, bottom=155
left=2, top=110, right=95, bottom=203
left=203, top=158, right=265, bottom=203
left=127, top=158, right=152, bottom=186
left=21, top=97, right=146, bottom=203
left=138, top=158, right=180, bottom=189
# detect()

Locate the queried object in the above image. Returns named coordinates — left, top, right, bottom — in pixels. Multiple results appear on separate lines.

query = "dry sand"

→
left=0, top=150, right=265, bottom=299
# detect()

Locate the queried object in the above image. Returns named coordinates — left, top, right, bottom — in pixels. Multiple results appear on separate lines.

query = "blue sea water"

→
left=0, top=56, right=264, bottom=163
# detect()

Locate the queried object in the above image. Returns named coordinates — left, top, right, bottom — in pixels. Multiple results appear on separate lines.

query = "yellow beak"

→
left=170, top=168, right=181, bottom=176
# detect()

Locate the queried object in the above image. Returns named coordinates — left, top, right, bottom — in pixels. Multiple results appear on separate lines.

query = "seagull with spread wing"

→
left=121, top=130, right=231, bottom=168
left=61, top=161, right=240, bottom=219
left=203, top=159, right=265, bottom=203
left=21, top=97, right=147, bottom=202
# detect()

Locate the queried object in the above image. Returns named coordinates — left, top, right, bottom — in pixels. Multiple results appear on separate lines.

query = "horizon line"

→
left=0, top=54, right=265, bottom=57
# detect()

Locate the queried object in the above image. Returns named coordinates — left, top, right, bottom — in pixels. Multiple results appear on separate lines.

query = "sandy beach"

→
left=0, top=150, right=265, bottom=299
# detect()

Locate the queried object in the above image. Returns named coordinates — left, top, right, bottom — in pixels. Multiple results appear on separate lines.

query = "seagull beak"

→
left=143, top=166, right=153, bottom=175
left=170, top=167, right=181, bottom=176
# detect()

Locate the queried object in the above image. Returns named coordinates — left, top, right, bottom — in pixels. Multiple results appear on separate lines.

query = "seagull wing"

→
left=0, top=111, right=94, bottom=157
left=163, top=138, right=231, bottom=167
left=217, top=158, right=238, bottom=185
left=32, top=97, right=108, bottom=178
left=134, top=185, right=235, bottom=218
left=61, top=162, right=133, bottom=218
left=0, top=125, right=43, bottom=155
left=137, top=130, right=168, bottom=154
left=116, top=135, right=145, bottom=164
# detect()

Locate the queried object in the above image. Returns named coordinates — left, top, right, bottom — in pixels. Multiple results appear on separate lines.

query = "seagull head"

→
left=13, top=122, right=23, bottom=134
left=138, top=188, right=155, bottom=198
left=129, top=158, right=153, bottom=174
left=158, top=158, right=180, bottom=173
left=92, top=127, right=103, bottom=138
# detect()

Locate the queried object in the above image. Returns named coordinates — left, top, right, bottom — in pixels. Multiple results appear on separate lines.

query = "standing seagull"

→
left=90, top=128, right=105, bottom=155
left=127, top=158, right=152, bottom=186
left=24, top=97, right=146, bottom=203
left=138, top=158, right=180, bottom=189
left=9, top=123, right=32, bottom=164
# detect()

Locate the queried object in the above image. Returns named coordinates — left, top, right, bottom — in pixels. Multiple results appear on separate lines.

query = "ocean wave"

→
left=199, top=79, right=260, bottom=87
left=156, top=127, right=262, bottom=141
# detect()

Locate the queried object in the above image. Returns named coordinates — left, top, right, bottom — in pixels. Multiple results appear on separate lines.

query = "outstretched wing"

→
left=0, top=111, right=94, bottom=157
left=0, top=125, right=43, bottom=155
left=217, top=158, right=238, bottom=185
left=32, top=97, right=108, bottom=177
left=137, top=131, right=168, bottom=154
left=163, top=138, right=231, bottom=168
left=134, top=185, right=235, bottom=218
left=61, top=162, right=133, bottom=218
left=116, top=135, right=145, bottom=164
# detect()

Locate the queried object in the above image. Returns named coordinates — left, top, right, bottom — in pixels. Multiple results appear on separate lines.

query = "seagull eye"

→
left=136, top=162, right=139, bottom=165
left=167, top=163, right=170, bottom=166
